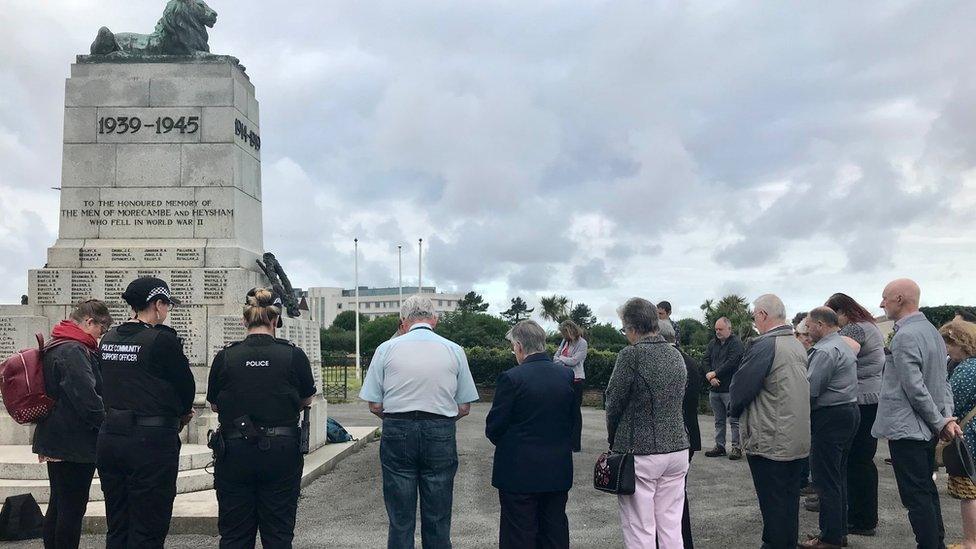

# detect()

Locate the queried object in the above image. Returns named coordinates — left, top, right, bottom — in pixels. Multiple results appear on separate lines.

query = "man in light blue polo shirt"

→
left=360, top=295, right=479, bottom=549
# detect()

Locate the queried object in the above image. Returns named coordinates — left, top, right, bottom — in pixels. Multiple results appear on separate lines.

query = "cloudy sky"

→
left=1, top=1, right=974, bottom=325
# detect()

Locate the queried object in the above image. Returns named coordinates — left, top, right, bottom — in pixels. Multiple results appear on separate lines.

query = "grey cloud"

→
left=2, top=1, right=975, bottom=314
left=573, top=258, right=612, bottom=290
left=508, top=265, right=555, bottom=293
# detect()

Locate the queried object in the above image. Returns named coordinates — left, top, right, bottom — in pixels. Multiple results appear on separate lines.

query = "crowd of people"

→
left=361, top=279, right=974, bottom=549
left=24, top=274, right=976, bottom=549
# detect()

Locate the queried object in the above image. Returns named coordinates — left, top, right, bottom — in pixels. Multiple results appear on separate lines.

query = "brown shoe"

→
left=798, top=537, right=843, bottom=549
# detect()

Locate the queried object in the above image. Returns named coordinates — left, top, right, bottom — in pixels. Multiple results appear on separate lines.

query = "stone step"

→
left=0, top=444, right=212, bottom=480
left=0, top=462, right=215, bottom=504
left=37, top=426, right=380, bottom=535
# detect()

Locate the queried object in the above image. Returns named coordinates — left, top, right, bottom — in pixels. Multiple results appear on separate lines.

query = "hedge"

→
left=360, top=343, right=709, bottom=393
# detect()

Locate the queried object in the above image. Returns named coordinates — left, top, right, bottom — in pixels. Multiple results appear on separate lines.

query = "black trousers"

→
left=572, top=381, right=584, bottom=452
left=847, top=403, right=879, bottom=530
left=215, top=437, right=303, bottom=549
left=44, top=461, right=96, bottom=549
left=810, top=403, right=859, bottom=545
left=498, top=490, right=569, bottom=549
left=96, top=426, right=180, bottom=549
left=746, top=455, right=803, bottom=549
left=889, top=438, right=946, bottom=549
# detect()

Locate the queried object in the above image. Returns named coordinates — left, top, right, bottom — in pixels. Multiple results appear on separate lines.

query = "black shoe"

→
left=847, top=526, right=876, bottom=537
left=704, top=445, right=727, bottom=457
left=729, top=447, right=743, bottom=460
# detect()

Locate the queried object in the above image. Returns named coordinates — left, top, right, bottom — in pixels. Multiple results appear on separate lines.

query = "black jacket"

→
left=702, top=335, right=744, bottom=394
left=681, top=349, right=703, bottom=452
left=32, top=341, right=104, bottom=463
left=486, top=353, right=575, bottom=493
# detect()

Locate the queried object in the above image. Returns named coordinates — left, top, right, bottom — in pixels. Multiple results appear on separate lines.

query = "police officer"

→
left=207, top=287, right=317, bottom=548
left=96, top=277, right=195, bottom=549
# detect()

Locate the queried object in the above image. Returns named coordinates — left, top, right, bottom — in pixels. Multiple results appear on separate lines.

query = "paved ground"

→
left=26, top=402, right=963, bottom=548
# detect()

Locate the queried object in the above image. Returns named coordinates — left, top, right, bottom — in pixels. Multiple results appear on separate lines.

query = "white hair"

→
left=506, top=320, right=547, bottom=354
left=656, top=318, right=676, bottom=343
left=753, top=294, right=786, bottom=321
left=716, top=316, right=732, bottom=329
left=400, top=295, right=436, bottom=321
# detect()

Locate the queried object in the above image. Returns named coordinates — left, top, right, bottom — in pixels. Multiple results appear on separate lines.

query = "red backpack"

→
left=0, top=334, right=72, bottom=424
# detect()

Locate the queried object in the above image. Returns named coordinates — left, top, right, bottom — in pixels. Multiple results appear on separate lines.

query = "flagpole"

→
left=398, top=245, right=403, bottom=306
left=354, top=238, right=361, bottom=381
left=418, top=238, right=423, bottom=295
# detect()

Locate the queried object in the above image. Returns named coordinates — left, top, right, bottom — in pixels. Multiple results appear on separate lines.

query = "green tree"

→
left=436, top=311, right=510, bottom=348
left=586, top=322, right=628, bottom=352
left=361, top=314, right=401, bottom=355
left=330, top=310, right=369, bottom=331
left=677, top=318, right=710, bottom=346
left=539, top=294, right=570, bottom=323
left=320, top=327, right=356, bottom=353
left=569, top=303, right=597, bottom=329
left=456, top=291, right=490, bottom=313
left=501, top=297, right=534, bottom=325
left=920, top=305, right=976, bottom=328
left=700, top=294, right=756, bottom=340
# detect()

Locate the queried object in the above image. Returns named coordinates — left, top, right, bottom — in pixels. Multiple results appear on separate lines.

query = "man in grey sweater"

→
left=729, top=294, right=810, bottom=549
left=800, top=307, right=860, bottom=549
left=873, top=279, right=961, bottom=549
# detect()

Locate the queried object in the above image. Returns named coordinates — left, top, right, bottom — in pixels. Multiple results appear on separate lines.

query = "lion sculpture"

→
left=90, top=0, right=218, bottom=56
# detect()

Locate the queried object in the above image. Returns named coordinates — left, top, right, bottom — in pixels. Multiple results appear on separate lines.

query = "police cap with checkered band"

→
left=121, top=277, right=181, bottom=309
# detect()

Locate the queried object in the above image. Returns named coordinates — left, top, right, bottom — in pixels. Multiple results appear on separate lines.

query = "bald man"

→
left=873, top=279, right=961, bottom=549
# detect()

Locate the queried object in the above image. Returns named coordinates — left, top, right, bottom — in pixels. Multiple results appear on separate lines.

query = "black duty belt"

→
left=106, top=411, right=180, bottom=430
left=384, top=411, right=453, bottom=421
left=223, top=426, right=300, bottom=440
left=134, top=416, right=181, bottom=429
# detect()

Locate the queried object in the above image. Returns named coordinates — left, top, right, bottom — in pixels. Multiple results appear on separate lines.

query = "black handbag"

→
left=594, top=449, right=635, bottom=494
left=944, top=437, right=976, bottom=481
left=593, top=341, right=662, bottom=495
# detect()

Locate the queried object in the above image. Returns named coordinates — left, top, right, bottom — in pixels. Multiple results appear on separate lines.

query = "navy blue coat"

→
left=485, top=353, right=576, bottom=493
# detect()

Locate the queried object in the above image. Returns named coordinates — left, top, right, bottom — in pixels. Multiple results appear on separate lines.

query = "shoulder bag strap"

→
left=960, top=405, right=976, bottom=431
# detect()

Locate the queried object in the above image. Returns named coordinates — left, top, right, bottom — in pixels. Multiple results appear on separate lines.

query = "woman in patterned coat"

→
left=940, top=319, right=976, bottom=548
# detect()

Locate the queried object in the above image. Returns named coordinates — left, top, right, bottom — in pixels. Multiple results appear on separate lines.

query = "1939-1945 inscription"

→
left=98, top=115, right=200, bottom=134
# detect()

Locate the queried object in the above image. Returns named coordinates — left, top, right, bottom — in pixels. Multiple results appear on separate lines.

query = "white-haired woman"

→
left=605, top=298, right=689, bottom=548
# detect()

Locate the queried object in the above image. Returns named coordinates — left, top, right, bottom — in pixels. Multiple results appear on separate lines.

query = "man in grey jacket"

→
left=873, top=279, right=961, bottom=549
left=800, top=307, right=860, bottom=549
left=729, top=294, right=810, bottom=549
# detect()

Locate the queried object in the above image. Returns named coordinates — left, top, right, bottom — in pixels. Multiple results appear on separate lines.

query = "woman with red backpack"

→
left=31, top=299, right=113, bottom=549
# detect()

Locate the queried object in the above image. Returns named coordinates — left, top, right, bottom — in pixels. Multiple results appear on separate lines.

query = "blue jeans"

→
left=380, top=418, right=458, bottom=549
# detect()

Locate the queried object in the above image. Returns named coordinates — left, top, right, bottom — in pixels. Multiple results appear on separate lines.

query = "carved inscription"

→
left=234, top=119, right=261, bottom=151
left=98, top=115, right=199, bottom=135
left=61, top=199, right=233, bottom=228
left=203, top=270, right=229, bottom=302
left=0, top=318, right=17, bottom=357
left=103, top=270, right=130, bottom=304
left=70, top=270, right=96, bottom=303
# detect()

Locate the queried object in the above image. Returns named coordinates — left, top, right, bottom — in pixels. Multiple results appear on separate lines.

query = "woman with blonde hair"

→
left=554, top=319, right=588, bottom=452
left=207, top=288, right=317, bottom=547
left=941, top=320, right=976, bottom=549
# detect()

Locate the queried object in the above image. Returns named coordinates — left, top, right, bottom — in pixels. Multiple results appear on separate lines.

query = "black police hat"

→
left=121, top=277, right=181, bottom=309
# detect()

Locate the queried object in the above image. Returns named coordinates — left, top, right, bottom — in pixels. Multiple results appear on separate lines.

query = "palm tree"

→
left=701, top=294, right=756, bottom=340
left=539, top=294, right=570, bottom=323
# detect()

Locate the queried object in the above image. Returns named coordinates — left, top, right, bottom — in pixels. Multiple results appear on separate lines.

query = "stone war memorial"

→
left=0, top=0, right=352, bottom=531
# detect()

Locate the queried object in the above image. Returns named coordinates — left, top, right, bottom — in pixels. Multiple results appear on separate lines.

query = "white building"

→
left=306, top=286, right=465, bottom=329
